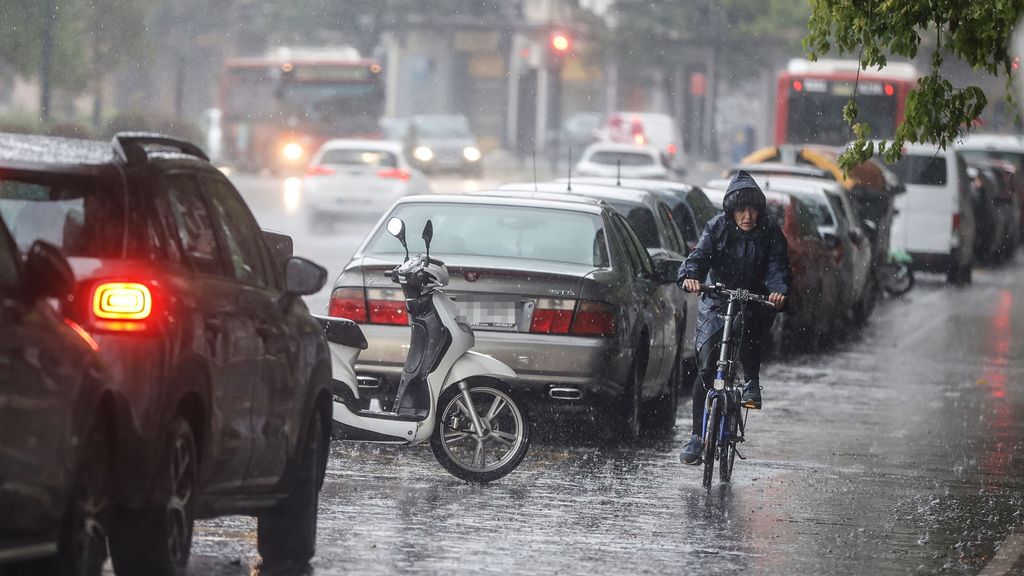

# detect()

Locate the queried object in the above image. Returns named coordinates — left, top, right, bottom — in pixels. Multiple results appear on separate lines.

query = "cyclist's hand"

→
left=768, top=292, right=786, bottom=309
left=681, top=279, right=702, bottom=293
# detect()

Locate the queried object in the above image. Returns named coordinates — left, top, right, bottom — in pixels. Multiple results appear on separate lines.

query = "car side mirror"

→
left=861, top=219, right=877, bottom=233
left=24, top=240, right=74, bottom=300
left=262, top=229, right=294, bottom=273
left=284, top=256, right=327, bottom=296
left=654, top=258, right=684, bottom=284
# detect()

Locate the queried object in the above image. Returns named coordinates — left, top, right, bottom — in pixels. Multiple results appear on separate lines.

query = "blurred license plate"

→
left=455, top=299, right=517, bottom=329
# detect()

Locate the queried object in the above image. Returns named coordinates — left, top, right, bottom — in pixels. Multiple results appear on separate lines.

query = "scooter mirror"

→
left=387, top=217, right=406, bottom=243
left=422, top=220, right=433, bottom=256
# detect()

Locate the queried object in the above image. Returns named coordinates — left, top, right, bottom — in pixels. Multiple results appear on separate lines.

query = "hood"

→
left=723, top=170, right=767, bottom=215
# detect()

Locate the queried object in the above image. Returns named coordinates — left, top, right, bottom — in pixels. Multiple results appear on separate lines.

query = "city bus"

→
left=775, top=58, right=919, bottom=146
left=219, top=47, right=385, bottom=172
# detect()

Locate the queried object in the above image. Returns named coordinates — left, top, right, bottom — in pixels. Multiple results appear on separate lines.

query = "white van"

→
left=889, top=143, right=975, bottom=284
left=601, top=112, right=684, bottom=171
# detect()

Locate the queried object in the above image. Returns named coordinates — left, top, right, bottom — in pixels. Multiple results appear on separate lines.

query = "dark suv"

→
left=0, top=132, right=334, bottom=575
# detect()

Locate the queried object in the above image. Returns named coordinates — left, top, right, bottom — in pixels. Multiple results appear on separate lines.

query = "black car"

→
left=0, top=228, right=113, bottom=574
left=0, top=132, right=334, bottom=575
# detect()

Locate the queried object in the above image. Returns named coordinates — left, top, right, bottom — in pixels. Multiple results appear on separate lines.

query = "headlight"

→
left=462, top=146, right=482, bottom=162
left=282, top=142, right=304, bottom=162
left=413, top=146, right=434, bottom=162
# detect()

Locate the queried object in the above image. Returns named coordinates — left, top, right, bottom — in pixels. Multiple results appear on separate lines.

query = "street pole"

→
left=40, top=0, right=55, bottom=124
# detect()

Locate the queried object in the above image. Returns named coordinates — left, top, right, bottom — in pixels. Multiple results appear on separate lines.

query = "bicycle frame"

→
left=701, top=296, right=745, bottom=454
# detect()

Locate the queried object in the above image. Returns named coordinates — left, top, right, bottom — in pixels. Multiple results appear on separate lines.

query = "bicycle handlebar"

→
left=698, top=283, right=775, bottom=307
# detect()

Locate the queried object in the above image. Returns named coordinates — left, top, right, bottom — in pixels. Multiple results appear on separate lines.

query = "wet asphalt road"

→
left=175, top=176, right=1024, bottom=575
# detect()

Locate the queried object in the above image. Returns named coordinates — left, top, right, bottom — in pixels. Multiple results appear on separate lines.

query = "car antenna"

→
left=532, top=147, right=538, bottom=192
left=566, top=147, right=573, bottom=191
left=616, top=159, right=621, bottom=186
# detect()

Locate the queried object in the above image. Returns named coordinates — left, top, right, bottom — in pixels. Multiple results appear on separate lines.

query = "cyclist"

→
left=676, top=170, right=790, bottom=465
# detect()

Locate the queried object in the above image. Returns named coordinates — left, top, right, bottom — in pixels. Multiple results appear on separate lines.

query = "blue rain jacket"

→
left=677, top=170, right=791, bottom=350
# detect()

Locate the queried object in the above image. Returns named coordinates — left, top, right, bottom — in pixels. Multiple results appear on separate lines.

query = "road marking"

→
left=978, top=531, right=1024, bottom=576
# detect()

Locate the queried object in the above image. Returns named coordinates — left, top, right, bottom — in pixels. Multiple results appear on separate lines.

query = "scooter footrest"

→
left=356, top=409, right=427, bottom=422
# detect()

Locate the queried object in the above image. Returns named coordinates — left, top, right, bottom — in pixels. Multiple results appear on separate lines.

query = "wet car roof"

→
left=0, top=132, right=115, bottom=166
left=499, top=182, right=652, bottom=205
left=395, top=193, right=606, bottom=215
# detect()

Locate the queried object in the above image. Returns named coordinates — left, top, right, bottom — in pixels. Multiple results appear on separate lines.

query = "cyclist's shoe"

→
left=679, top=434, right=703, bottom=465
left=741, top=380, right=762, bottom=409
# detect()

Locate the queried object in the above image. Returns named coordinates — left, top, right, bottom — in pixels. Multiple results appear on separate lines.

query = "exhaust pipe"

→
left=549, top=387, right=583, bottom=401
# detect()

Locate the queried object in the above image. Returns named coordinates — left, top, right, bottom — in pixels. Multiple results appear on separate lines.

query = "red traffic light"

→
left=551, top=32, right=571, bottom=53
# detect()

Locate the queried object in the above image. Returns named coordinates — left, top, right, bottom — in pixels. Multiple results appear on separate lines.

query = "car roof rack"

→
left=112, top=132, right=209, bottom=165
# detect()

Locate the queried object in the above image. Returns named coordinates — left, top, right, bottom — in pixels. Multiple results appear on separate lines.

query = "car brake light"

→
left=530, top=298, right=575, bottom=335
left=571, top=300, right=616, bottom=337
left=832, top=244, right=844, bottom=265
left=378, top=168, right=411, bottom=181
left=328, top=287, right=368, bottom=323
left=64, top=318, right=99, bottom=351
left=667, top=143, right=677, bottom=156
left=89, top=281, right=154, bottom=332
left=306, top=165, right=336, bottom=176
left=952, top=213, right=961, bottom=232
left=366, top=288, right=408, bottom=325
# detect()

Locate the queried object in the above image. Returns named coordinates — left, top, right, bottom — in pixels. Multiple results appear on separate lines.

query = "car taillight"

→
left=530, top=298, right=575, bottom=335
left=378, top=168, right=411, bottom=181
left=831, top=244, right=844, bottom=265
left=91, top=281, right=153, bottom=332
left=667, top=143, right=677, bottom=156
left=952, top=213, right=961, bottom=232
left=306, top=165, right=336, bottom=176
left=571, top=300, right=617, bottom=337
left=328, top=287, right=368, bottom=323
left=366, top=288, right=408, bottom=325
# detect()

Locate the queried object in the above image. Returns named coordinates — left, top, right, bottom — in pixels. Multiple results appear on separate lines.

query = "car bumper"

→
left=907, top=251, right=953, bottom=273
left=354, top=325, right=630, bottom=410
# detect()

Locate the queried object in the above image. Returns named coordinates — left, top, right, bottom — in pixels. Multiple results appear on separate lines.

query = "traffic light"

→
left=548, top=31, right=572, bottom=68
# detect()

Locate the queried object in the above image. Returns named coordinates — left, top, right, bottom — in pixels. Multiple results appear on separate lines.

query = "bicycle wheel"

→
left=701, top=397, right=720, bottom=490
left=720, top=406, right=737, bottom=483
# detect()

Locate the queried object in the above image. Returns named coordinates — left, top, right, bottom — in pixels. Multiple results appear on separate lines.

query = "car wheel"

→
left=612, top=354, right=643, bottom=441
left=59, top=421, right=112, bottom=576
left=109, top=417, right=197, bottom=576
left=257, top=400, right=328, bottom=569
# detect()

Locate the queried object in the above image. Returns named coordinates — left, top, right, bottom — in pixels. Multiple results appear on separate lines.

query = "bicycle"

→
left=694, top=283, right=775, bottom=489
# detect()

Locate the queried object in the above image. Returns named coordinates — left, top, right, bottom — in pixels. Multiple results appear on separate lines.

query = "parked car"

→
left=0, top=132, right=335, bottom=575
left=701, top=186, right=842, bottom=352
left=888, top=143, right=976, bottom=284
left=571, top=176, right=717, bottom=237
left=498, top=181, right=696, bottom=366
left=0, top=231, right=115, bottom=574
left=956, top=134, right=1024, bottom=239
left=966, top=163, right=1019, bottom=263
left=304, top=139, right=431, bottom=229
left=600, top=111, right=685, bottom=171
left=574, top=142, right=671, bottom=180
left=406, top=114, right=483, bottom=176
left=326, top=193, right=684, bottom=438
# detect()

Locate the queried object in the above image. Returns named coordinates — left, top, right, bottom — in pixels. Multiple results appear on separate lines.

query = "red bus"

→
left=219, top=47, right=385, bottom=172
left=775, top=58, right=918, bottom=146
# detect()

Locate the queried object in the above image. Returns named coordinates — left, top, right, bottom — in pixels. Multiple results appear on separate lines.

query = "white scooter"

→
left=318, top=217, right=531, bottom=483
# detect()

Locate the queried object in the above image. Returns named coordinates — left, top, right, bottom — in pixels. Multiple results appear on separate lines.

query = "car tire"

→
left=109, top=417, right=197, bottom=576
left=612, top=354, right=643, bottom=441
left=947, top=258, right=973, bottom=286
left=59, top=420, right=112, bottom=576
left=257, top=401, right=327, bottom=569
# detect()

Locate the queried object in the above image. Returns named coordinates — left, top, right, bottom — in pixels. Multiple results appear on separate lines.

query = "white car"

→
left=304, top=139, right=431, bottom=228
left=601, top=111, right=685, bottom=169
left=574, top=143, right=670, bottom=180
left=889, top=143, right=976, bottom=284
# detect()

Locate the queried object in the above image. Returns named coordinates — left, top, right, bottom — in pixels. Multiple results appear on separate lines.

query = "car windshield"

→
left=785, top=190, right=835, bottom=227
left=0, top=172, right=125, bottom=258
left=607, top=202, right=660, bottom=248
left=588, top=151, right=656, bottom=166
left=365, top=203, right=609, bottom=266
left=414, top=117, right=472, bottom=138
left=892, top=154, right=948, bottom=186
left=319, top=148, right=398, bottom=168
left=958, top=150, right=1024, bottom=173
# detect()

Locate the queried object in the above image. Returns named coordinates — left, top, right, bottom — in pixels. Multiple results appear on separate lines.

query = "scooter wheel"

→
left=430, top=381, right=531, bottom=483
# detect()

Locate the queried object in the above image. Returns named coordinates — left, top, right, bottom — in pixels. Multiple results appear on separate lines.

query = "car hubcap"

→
left=441, top=387, right=524, bottom=473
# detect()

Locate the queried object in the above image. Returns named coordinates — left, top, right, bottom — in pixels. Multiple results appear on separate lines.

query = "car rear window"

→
left=685, top=189, right=718, bottom=229
left=0, top=171, right=124, bottom=258
left=893, top=154, right=947, bottom=186
left=318, top=148, right=398, bottom=168
left=365, top=203, right=609, bottom=267
left=607, top=202, right=661, bottom=249
left=588, top=151, right=656, bottom=166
